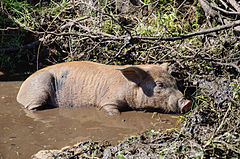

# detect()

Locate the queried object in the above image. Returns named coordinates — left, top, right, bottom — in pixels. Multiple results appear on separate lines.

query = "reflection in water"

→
left=0, top=81, right=179, bottom=159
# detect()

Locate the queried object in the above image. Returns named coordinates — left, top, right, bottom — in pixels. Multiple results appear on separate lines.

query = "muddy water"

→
left=0, top=81, right=179, bottom=159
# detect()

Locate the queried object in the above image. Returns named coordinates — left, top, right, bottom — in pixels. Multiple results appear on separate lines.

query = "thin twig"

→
left=106, top=43, right=128, bottom=64
left=74, top=1, right=132, bottom=38
left=206, top=0, right=240, bottom=15
left=203, top=103, right=231, bottom=148
left=227, top=0, right=240, bottom=12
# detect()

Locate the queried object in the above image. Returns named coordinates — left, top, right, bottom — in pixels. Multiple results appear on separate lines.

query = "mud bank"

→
left=32, top=78, right=240, bottom=158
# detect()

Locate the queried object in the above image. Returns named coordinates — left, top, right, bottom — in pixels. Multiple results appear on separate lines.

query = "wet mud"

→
left=0, top=81, right=179, bottom=158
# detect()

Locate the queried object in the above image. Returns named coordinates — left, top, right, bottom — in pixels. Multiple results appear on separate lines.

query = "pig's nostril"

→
left=180, top=99, right=192, bottom=113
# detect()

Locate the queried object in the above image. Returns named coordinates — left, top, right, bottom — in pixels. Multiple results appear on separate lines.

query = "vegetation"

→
left=1, top=0, right=239, bottom=158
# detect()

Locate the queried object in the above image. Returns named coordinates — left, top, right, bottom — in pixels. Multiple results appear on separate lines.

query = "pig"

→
left=17, top=61, right=192, bottom=115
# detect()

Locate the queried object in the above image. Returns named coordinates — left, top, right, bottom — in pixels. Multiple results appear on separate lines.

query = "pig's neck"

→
left=125, top=83, right=149, bottom=109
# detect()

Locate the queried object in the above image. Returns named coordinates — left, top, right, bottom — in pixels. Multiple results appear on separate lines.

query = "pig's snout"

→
left=179, top=99, right=192, bottom=113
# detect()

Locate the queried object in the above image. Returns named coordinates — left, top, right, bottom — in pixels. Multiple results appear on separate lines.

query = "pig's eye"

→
left=156, top=81, right=165, bottom=88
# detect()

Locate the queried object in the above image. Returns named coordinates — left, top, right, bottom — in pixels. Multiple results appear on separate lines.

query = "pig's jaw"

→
left=167, top=92, right=183, bottom=113
left=125, top=86, right=191, bottom=113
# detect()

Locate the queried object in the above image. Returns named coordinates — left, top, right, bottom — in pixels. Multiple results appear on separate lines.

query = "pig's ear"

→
left=160, top=63, right=168, bottom=71
left=116, top=67, right=147, bottom=85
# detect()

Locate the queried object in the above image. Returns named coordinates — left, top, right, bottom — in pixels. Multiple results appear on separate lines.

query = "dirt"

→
left=30, top=77, right=240, bottom=158
left=0, top=81, right=179, bottom=159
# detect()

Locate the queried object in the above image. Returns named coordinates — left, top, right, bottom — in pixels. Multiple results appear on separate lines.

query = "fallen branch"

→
left=34, top=19, right=240, bottom=43
left=214, top=61, right=240, bottom=73
left=2, top=19, right=239, bottom=54
left=0, top=40, right=40, bottom=53
left=132, top=20, right=240, bottom=42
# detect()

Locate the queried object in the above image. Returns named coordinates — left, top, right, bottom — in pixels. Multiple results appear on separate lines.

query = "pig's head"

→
left=117, top=63, right=192, bottom=113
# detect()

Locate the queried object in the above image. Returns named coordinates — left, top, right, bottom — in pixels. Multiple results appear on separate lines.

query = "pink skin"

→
left=17, top=61, right=193, bottom=115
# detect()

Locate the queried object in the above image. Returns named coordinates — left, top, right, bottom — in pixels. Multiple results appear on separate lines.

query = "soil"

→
left=31, top=77, right=240, bottom=158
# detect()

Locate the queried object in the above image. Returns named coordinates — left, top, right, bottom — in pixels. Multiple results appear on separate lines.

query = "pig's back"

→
left=46, top=61, right=124, bottom=108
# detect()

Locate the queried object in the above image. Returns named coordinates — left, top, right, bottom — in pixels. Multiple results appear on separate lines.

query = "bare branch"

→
left=207, top=0, right=240, bottom=15
left=0, top=27, right=19, bottom=31
left=227, top=0, right=240, bottom=12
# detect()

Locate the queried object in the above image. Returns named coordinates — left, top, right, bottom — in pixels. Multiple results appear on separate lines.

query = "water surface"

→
left=0, top=81, right=179, bottom=158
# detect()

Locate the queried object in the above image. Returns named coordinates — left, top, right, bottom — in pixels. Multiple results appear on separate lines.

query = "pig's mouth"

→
left=178, top=98, right=192, bottom=113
